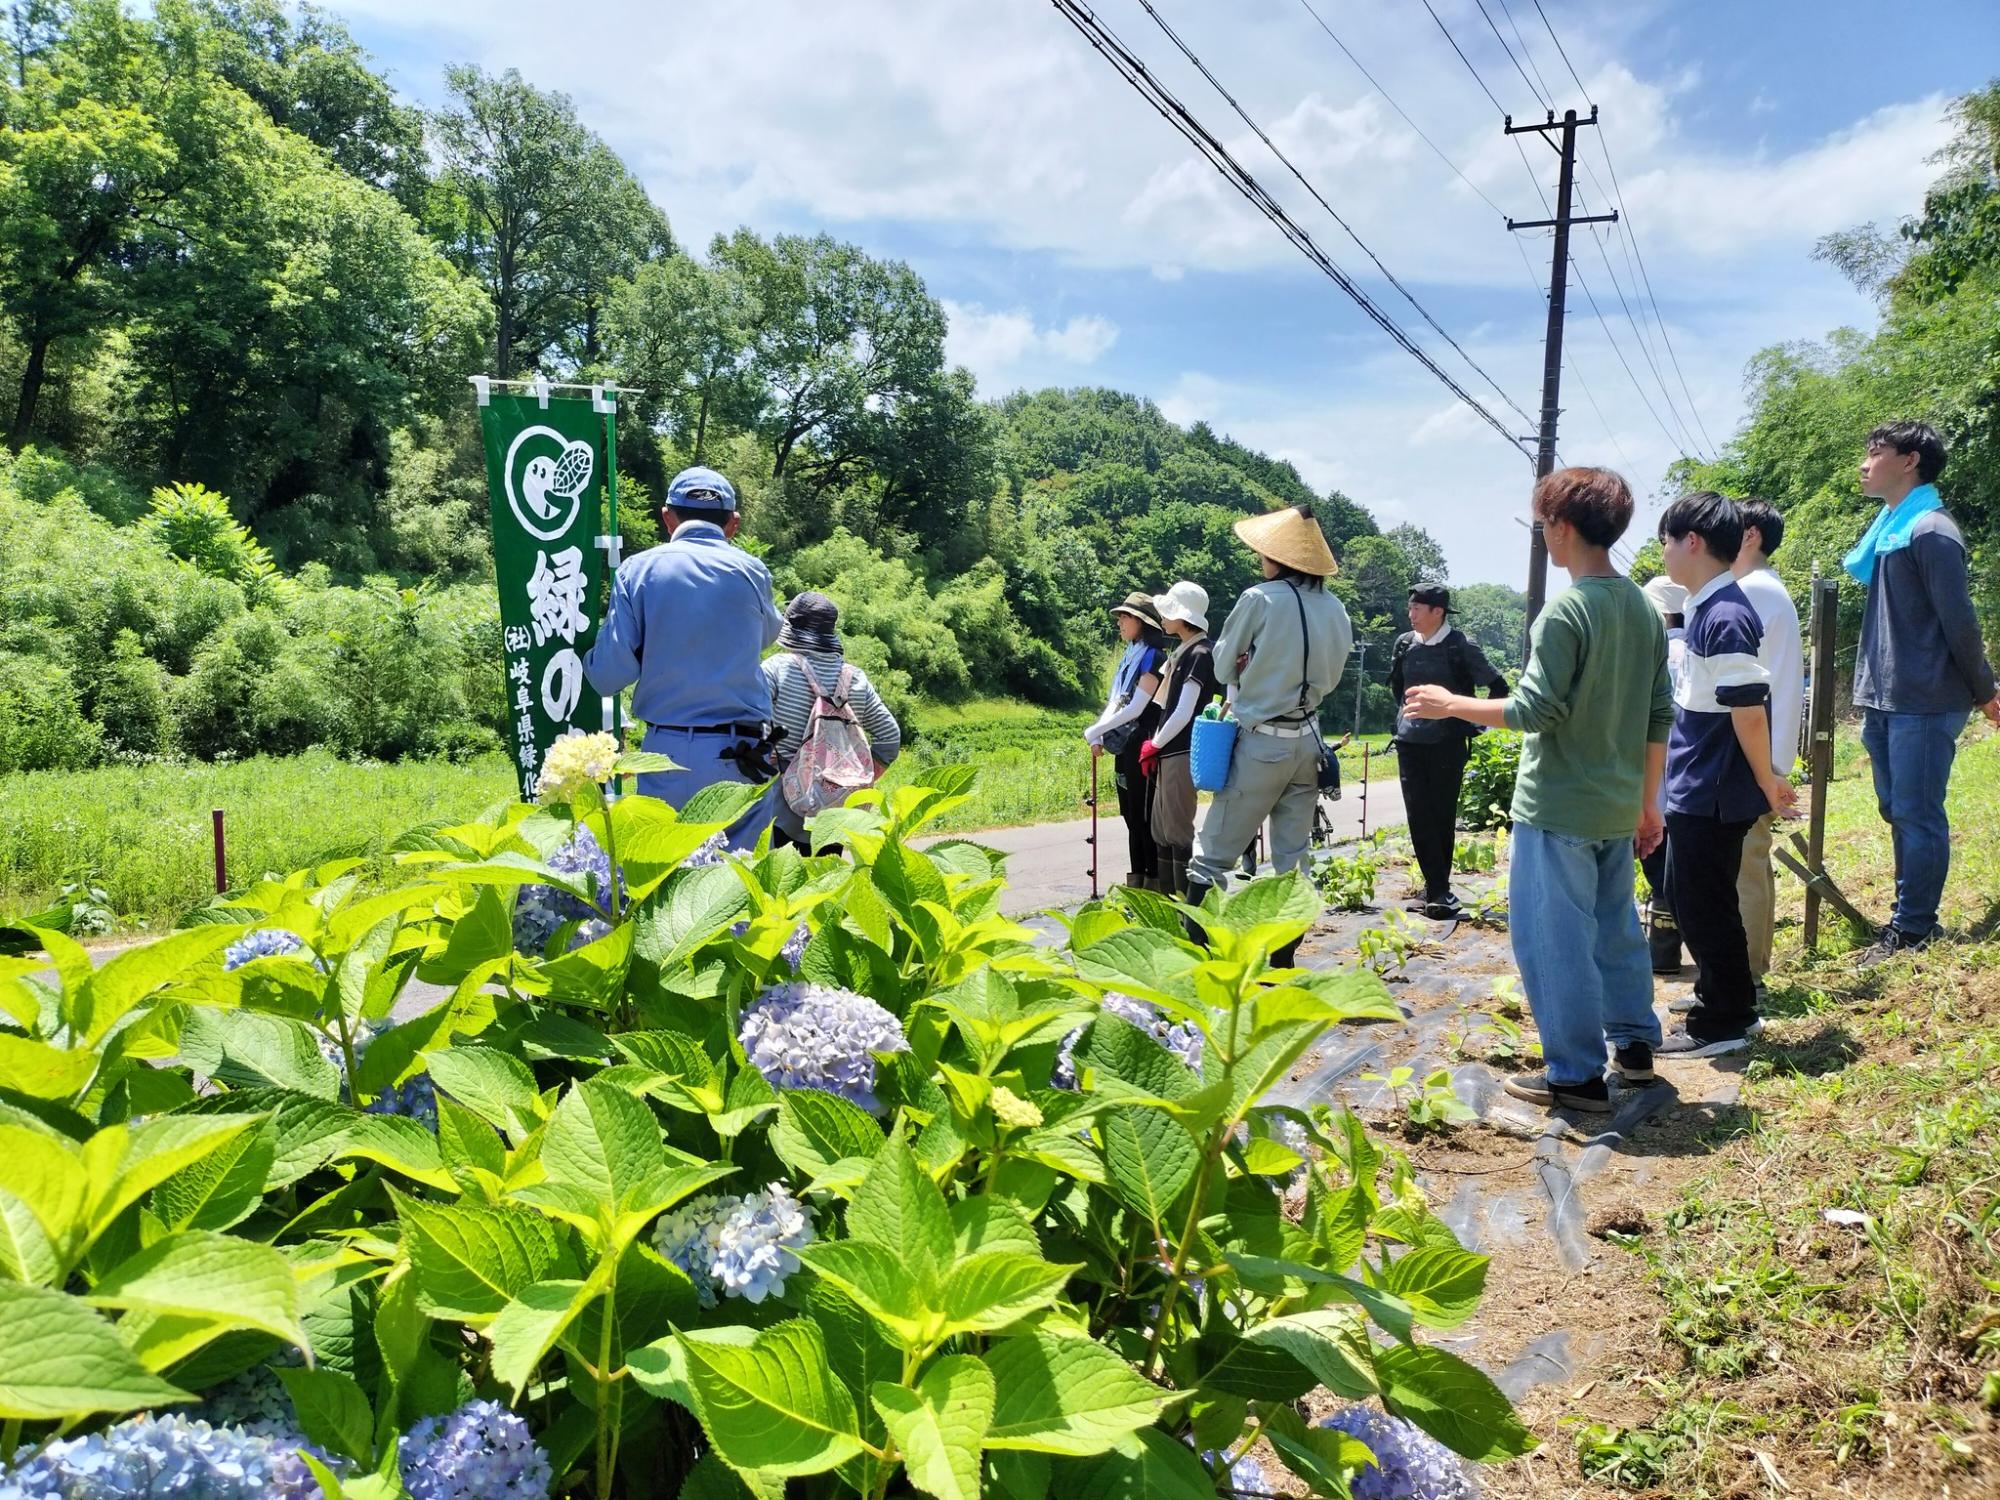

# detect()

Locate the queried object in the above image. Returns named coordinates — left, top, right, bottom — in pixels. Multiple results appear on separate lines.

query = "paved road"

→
left=942, top=779, right=1407, bottom=916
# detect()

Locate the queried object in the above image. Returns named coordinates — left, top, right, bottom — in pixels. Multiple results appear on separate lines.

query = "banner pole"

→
left=597, top=385, right=626, bottom=799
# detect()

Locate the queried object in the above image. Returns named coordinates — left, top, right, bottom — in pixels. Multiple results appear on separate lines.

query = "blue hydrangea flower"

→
left=1200, top=1449, right=1265, bottom=1495
left=652, top=1184, right=814, bottom=1308
left=682, top=832, right=731, bottom=869
left=315, top=1025, right=438, bottom=1130
left=224, top=928, right=307, bottom=971
left=1320, top=1404, right=1476, bottom=1499
left=1053, top=990, right=1205, bottom=1089
left=197, top=1360, right=300, bottom=1444
left=397, top=1399, right=551, bottom=1500
left=738, top=983, right=908, bottom=1115
left=1, top=1413, right=324, bottom=1499
left=513, top=826, right=623, bottom=955
left=779, top=922, right=811, bottom=970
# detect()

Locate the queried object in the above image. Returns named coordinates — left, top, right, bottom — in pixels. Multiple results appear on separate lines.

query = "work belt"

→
left=647, top=721, right=769, bottom=737
left=1248, top=719, right=1313, bottom=739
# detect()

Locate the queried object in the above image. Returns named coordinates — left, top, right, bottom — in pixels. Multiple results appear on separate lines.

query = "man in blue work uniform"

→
left=584, top=466, right=783, bottom=841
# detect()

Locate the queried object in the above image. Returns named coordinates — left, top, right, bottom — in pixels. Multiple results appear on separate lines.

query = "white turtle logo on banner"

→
left=503, top=425, right=594, bottom=541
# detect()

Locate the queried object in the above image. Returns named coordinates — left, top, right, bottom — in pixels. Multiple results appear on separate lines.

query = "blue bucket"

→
left=1189, top=715, right=1238, bottom=792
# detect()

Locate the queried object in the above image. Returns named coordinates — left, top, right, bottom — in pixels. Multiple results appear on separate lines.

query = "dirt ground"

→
left=1270, top=850, right=2000, bottom=1500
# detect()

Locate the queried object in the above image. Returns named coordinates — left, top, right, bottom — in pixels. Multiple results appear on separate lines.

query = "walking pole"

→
left=1086, top=756, right=1100, bottom=900
left=1360, top=744, right=1370, bottom=841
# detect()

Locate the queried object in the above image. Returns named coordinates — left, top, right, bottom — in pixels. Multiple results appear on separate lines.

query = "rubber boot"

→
left=1125, top=869, right=1145, bottom=892
left=1155, top=855, right=1181, bottom=900
left=1183, top=879, right=1212, bottom=948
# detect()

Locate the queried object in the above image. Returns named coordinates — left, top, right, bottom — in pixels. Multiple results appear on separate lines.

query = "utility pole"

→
left=1507, top=106, right=1618, bottom=648
left=1352, top=642, right=1366, bottom=737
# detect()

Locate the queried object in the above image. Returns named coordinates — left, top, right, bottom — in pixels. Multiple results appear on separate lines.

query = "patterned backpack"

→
left=779, top=659, right=876, bottom=817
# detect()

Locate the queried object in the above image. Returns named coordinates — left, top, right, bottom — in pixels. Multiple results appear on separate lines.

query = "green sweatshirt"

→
left=1503, top=575, right=1673, bottom=840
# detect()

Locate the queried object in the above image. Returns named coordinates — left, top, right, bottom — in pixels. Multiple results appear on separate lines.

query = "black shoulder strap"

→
left=1286, top=581, right=1311, bottom=714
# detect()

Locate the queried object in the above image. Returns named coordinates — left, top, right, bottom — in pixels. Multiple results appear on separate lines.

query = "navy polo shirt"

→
left=1665, top=573, right=1772, bottom=823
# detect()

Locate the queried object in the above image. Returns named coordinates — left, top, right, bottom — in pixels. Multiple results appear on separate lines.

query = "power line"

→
left=1133, top=0, right=1536, bottom=431
left=1493, top=0, right=1558, bottom=108
left=1528, top=0, right=1720, bottom=455
left=1437, top=0, right=1706, bottom=464
left=1416, top=0, right=1507, bottom=116
left=1470, top=0, right=1547, bottom=109
left=1568, top=254, right=1693, bottom=459
left=1573, top=200, right=1705, bottom=456
left=1048, top=0, right=1535, bottom=460
left=1291, top=0, right=1508, bottom=220
left=1564, top=350, right=1639, bottom=477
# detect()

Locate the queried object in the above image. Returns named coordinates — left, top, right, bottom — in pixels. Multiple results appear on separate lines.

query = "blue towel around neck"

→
left=1843, top=484, right=1943, bottom=586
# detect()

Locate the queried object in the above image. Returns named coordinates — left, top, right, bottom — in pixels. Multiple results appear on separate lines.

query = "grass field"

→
left=1589, top=725, right=2000, bottom=1494
left=0, top=697, right=1395, bottom=932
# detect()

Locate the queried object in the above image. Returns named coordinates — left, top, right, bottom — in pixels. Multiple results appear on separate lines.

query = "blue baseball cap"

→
left=666, top=466, right=738, bottom=511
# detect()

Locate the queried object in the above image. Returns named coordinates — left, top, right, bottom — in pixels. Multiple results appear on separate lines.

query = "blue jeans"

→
left=636, top=726, right=775, bottom=850
left=1861, top=708, right=1968, bottom=934
left=1510, top=823, right=1660, bottom=1087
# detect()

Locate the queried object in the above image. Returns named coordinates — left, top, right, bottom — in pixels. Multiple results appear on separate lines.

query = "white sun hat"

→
left=1153, top=580, right=1210, bottom=632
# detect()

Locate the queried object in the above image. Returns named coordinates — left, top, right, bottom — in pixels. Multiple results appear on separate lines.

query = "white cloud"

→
left=941, top=301, right=1118, bottom=393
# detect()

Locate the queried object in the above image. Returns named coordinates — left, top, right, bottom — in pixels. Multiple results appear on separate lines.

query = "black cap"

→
left=1408, top=583, right=1452, bottom=611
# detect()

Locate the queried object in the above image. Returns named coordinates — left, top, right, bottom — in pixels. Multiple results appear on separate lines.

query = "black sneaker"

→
left=1854, top=925, right=1942, bottom=971
left=1611, top=1042, right=1655, bottom=1083
left=1503, top=1071, right=1613, bottom=1113
left=1655, top=1026, right=1750, bottom=1059
left=1423, top=894, right=1464, bottom=921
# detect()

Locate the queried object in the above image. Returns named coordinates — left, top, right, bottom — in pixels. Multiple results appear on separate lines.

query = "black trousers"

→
left=1396, top=737, right=1470, bottom=900
left=1112, top=743, right=1157, bottom=878
left=1665, top=811, right=1756, bottom=1036
left=1639, top=840, right=1673, bottom=921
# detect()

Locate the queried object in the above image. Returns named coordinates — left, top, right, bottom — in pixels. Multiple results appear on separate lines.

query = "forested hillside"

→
left=0, top=0, right=1521, bottom=772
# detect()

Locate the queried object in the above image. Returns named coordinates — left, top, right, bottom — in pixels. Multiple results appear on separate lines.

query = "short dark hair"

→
left=1531, top=466, right=1633, bottom=548
left=1866, top=421, right=1947, bottom=484
left=1737, top=497, right=1784, bottom=559
left=1657, top=490, right=1743, bottom=564
left=1270, top=565, right=1325, bottom=590
left=666, top=503, right=728, bottom=526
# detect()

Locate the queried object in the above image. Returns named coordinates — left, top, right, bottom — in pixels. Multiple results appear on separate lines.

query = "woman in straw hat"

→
left=1083, top=592, right=1169, bottom=889
left=1138, top=581, right=1219, bottom=897
left=1185, top=505, right=1354, bottom=962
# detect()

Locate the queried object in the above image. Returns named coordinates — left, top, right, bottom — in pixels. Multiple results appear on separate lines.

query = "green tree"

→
left=1385, top=522, right=1448, bottom=584
left=197, top=0, right=428, bottom=211
left=430, top=64, right=671, bottom=374
left=605, top=250, right=756, bottom=461
left=716, top=229, right=950, bottom=485
left=0, top=0, right=202, bottom=443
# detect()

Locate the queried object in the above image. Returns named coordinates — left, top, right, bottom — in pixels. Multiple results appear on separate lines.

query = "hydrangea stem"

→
left=2, top=1417, right=20, bottom=1461
left=595, top=1275, right=618, bottom=1496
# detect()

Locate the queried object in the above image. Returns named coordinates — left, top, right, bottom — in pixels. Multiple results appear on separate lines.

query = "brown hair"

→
left=1531, top=466, right=1633, bottom=548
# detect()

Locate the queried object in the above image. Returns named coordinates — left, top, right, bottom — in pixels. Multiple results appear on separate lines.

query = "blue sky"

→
left=334, top=0, right=1992, bottom=585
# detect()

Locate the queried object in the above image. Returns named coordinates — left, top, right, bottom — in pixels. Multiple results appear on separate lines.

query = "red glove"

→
left=1138, top=739, right=1160, bottom=776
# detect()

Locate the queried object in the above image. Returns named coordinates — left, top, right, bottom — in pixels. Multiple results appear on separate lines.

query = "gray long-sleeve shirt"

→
left=1211, top=579, right=1352, bottom=727
left=1852, top=509, right=1997, bottom=714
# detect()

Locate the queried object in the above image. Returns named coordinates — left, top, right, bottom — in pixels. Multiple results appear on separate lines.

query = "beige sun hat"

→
left=1153, top=580, right=1209, bottom=632
left=1232, top=504, right=1339, bottom=577
left=1641, top=576, right=1688, bottom=618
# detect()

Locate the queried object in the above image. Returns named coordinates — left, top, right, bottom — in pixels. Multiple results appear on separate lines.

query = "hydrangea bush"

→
left=0, top=764, right=1533, bottom=1499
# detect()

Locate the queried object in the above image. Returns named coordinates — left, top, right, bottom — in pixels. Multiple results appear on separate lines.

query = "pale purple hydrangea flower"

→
left=1320, top=1405, right=1477, bottom=1499
left=197, top=1360, right=300, bottom=1444
left=1053, top=991, right=1205, bottom=1089
left=397, top=1399, right=550, bottom=1500
left=1200, top=1450, right=1266, bottom=1495
left=0, top=1413, right=324, bottom=1499
left=512, top=826, right=623, bottom=955
left=224, top=928, right=307, bottom=970
left=682, top=832, right=731, bottom=869
left=738, top=983, right=908, bottom=1115
left=652, top=1184, right=814, bottom=1308
left=316, top=1025, right=437, bottom=1130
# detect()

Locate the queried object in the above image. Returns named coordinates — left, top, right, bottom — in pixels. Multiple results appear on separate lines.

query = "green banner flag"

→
left=474, top=380, right=622, bottom=800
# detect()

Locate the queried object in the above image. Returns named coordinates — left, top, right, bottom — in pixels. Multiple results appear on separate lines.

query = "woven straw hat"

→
left=1232, top=505, right=1338, bottom=577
